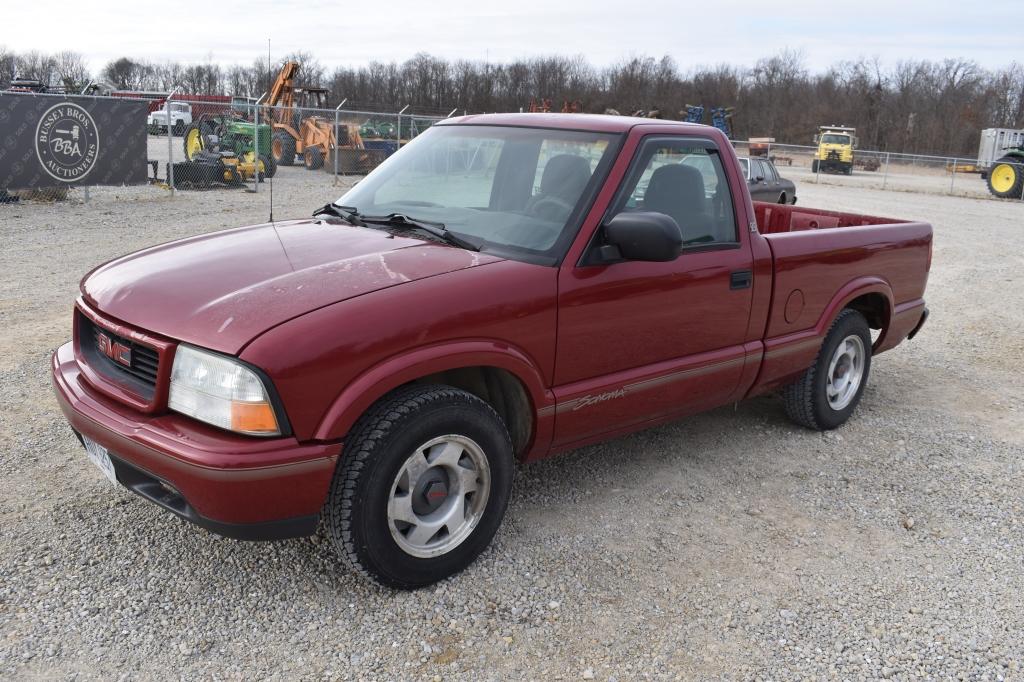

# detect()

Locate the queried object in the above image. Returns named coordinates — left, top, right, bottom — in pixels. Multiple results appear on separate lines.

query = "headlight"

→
left=168, top=345, right=281, bottom=436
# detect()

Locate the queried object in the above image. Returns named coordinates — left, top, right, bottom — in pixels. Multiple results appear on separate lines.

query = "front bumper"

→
left=52, top=342, right=339, bottom=540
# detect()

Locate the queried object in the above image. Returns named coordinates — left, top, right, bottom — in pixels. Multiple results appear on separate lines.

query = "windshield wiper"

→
left=313, top=203, right=365, bottom=225
left=359, top=212, right=481, bottom=252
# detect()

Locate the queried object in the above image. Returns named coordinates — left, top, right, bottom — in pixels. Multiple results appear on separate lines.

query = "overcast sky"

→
left=4, top=0, right=1021, bottom=73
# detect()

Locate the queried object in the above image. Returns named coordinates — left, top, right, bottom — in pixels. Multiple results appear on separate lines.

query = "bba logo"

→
left=35, top=102, right=100, bottom=183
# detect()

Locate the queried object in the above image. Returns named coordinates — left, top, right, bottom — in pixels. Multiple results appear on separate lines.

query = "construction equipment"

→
left=182, top=113, right=276, bottom=179
left=171, top=114, right=274, bottom=188
left=812, top=125, right=857, bottom=175
left=977, top=129, right=1024, bottom=199
left=264, top=61, right=364, bottom=170
left=710, top=107, right=734, bottom=138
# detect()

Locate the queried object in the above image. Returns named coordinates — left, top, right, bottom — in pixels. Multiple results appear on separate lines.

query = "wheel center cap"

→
left=412, top=470, right=450, bottom=515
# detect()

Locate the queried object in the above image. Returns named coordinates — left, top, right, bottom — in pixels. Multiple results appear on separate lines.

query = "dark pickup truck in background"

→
left=53, top=113, right=931, bottom=588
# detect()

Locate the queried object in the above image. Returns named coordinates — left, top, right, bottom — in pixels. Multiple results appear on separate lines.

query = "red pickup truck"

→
left=53, top=113, right=931, bottom=588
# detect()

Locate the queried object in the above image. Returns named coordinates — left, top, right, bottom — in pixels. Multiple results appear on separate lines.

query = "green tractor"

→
left=986, top=146, right=1024, bottom=199
left=182, top=114, right=277, bottom=180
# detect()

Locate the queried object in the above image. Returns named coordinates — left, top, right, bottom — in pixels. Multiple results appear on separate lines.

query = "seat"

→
left=641, top=164, right=718, bottom=242
left=527, top=154, right=592, bottom=217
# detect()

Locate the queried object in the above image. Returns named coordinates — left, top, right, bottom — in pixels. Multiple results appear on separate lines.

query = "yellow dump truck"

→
left=812, top=126, right=857, bottom=175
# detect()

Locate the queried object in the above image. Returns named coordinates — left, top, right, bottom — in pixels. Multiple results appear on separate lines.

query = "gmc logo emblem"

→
left=96, top=332, right=132, bottom=367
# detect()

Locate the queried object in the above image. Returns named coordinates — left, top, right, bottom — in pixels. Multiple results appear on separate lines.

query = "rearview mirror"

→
left=601, top=212, right=682, bottom=262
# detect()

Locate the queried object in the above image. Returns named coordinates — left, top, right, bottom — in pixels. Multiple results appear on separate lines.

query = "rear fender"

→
left=312, top=340, right=553, bottom=446
left=816, top=277, right=894, bottom=351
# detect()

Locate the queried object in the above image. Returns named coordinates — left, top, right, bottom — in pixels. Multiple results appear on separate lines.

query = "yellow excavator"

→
left=264, top=61, right=364, bottom=170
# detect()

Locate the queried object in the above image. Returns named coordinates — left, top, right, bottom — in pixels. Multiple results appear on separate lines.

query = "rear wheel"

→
left=986, top=156, right=1024, bottom=199
left=304, top=146, right=324, bottom=170
left=778, top=193, right=787, bottom=204
left=782, top=309, right=872, bottom=430
left=182, top=124, right=205, bottom=161
left=272, top=131, right=296, bottom=166
left=324, top=385, right=514, bottom=589
left=811, top=160, right=819, bottom=173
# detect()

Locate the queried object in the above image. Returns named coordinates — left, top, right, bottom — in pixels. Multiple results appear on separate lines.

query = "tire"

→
left=986, top=156, right=1024, bottom=199
left=811, top=160, right=819, bottom=173
left=272, top=131, right=296, bottom=166
left=778, top=193, right=786, bottom=204
left=260, top=153, right=277, bottom=179
left=782, top=309, right=872, bottom=431
left=304, top=146, right=324, bottom=170
left=844, top=164, right=853, bottom=176
left=324, top=385, right=514, bottom=589
left=182, top=123, right=205, bottom=161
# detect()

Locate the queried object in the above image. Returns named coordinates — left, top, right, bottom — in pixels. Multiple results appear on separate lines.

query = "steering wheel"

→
left=529, top=194, right=575, bottom=221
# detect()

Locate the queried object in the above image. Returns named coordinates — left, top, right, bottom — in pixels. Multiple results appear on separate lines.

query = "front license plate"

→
left=81, top=435, right=118, bottom=486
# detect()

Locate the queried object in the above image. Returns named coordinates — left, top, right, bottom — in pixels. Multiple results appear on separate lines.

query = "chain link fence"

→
left=5, top=93, right=1023, bottom=210
left=731, top=140, right=1024, bottom=201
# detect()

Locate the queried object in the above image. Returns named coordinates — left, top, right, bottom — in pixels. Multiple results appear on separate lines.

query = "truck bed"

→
left=752, top=202, right=909, bottom=233
left=749, top=201, right=932, bottom=393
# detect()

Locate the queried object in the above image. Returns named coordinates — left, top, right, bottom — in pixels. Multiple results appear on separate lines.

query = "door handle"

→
left=730, top=269, right=752, bottom=290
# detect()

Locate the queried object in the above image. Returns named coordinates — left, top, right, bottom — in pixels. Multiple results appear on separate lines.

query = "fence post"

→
left=882, top=152, right=890, bottom=190
left=166, top=87, right=179, bottom=195
left=949, top=159, right=957, bottom=195
left=252, top=95, right=260, bottom=194
left=397, top=105, right=409, bottom=149
left=334, top=100, right=347, bottom=185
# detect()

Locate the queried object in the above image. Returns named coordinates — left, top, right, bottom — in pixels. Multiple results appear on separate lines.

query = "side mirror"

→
left=601, top=211, right=682, bottom=262
left=754, top=175, right=765, bottom=183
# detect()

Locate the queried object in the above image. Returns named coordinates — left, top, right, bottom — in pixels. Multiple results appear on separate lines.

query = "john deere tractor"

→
left=985, top=146, right=1024, bottom=199
left=181, top=114, right=276, bottom=184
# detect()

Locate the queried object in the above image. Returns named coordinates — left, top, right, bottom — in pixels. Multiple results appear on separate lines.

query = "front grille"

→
left=80, top=314, right=160, bottom=397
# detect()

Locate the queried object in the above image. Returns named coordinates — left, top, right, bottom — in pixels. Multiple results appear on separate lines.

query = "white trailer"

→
left=977, top=128, right=1024, bottom=170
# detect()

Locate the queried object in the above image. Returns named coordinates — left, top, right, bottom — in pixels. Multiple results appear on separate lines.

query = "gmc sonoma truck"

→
left=53, top=114, right=931, bottom=588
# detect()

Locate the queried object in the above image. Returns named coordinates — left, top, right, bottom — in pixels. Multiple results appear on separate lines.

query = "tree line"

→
left=2, top=46, right=1022, bottom=157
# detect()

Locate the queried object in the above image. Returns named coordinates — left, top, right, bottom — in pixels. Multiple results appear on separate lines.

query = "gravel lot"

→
left=2, top=161, right=1023, bottom=680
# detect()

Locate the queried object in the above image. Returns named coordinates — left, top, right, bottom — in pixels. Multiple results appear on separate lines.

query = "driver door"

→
left=552, top=136, right=754, bottom=448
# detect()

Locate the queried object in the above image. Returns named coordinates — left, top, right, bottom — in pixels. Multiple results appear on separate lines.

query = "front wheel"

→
left=324, top=385, right=514, bottom=589
left=782, top=309, right=872, bottom=430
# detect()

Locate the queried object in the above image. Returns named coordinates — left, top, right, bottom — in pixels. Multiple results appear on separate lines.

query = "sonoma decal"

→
left=35, top=102, right=100, bottom=183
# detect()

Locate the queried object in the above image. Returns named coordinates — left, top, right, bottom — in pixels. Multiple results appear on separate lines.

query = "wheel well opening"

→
left=410, top=367, right=533, bottom=459
left=845, top=293, right=890, bottom=350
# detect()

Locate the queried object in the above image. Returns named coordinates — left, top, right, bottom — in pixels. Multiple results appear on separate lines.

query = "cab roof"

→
left=438, top=112, right=712, bottom=135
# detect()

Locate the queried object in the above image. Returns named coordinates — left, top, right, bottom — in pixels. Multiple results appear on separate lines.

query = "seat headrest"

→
left=539, top=154, right=592, bottom=200
left=645, top=164, right=706, bottom=210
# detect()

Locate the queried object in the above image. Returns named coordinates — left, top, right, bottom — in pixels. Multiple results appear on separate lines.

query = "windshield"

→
left=337, top=125, right=619, bottom=263
left=821, top=134, right=850, bottom=145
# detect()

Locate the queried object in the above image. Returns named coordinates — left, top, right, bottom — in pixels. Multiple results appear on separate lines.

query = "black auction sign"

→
left=0, top=92, right=148, bottom=189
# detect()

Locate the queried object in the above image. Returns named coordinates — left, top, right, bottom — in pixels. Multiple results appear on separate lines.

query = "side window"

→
left=615, top=140, right=738, bottom=245
left=763, top=161, right=778, bottom=182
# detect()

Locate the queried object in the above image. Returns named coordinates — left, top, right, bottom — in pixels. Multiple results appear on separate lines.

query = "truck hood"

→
left=81, top=219, right=502, bottom=353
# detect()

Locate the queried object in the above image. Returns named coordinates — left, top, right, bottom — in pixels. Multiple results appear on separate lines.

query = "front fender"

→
left=312, top=339, right=555, bottom=446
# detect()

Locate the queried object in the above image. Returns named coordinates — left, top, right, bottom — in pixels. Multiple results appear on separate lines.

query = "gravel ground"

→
left=1, top=165, right=1023, bottom=680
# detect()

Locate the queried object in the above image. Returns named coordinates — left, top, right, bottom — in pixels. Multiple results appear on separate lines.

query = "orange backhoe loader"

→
left=264, top=61, right=364, bottom=170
